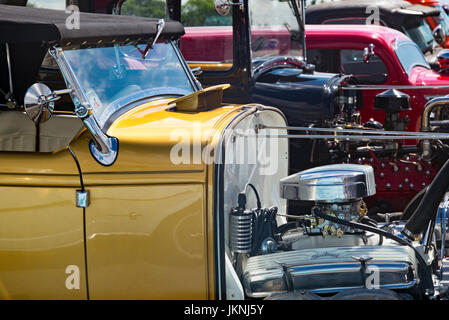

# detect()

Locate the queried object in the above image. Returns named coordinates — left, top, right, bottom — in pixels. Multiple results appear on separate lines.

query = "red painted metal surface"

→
left=181, top=26, right=290, bottom=62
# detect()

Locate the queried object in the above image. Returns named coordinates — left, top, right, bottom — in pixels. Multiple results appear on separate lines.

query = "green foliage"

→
left=121, top=0, right=166, bottom=18
left=182, top=0, right=231, bottom=26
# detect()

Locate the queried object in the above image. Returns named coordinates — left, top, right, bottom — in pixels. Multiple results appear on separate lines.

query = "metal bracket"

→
left=76, top=190, right=90, bottom=208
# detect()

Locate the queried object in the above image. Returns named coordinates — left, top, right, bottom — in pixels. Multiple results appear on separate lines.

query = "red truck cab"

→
left=306, top=24, right=449, bottom=134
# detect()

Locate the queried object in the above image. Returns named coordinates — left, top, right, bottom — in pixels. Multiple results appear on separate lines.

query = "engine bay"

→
left=226, top=162, right=449, bottom=300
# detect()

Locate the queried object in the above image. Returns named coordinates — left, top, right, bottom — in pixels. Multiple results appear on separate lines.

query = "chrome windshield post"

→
left=49, top=47, right=118, bottom=166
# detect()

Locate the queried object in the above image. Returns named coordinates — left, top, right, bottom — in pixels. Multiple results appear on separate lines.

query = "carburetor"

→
left=280, top=164, right=376, bottom=237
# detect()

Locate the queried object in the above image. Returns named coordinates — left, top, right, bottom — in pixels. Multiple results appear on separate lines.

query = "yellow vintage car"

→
left=0, top=5, right=288, bottom=299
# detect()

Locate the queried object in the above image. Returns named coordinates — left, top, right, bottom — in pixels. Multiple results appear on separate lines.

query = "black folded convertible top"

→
left=0, top=4, right=185, bottom=106
left=0, top=4, right=184, bottom=45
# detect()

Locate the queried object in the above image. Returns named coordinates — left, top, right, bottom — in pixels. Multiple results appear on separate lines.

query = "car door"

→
left=0, top=112, right=87, bottom=300
left=66, top=129, right=209, bottom=300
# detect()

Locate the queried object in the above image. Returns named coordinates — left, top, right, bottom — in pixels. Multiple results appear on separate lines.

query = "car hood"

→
left=409, top=66, right=449, bottom=86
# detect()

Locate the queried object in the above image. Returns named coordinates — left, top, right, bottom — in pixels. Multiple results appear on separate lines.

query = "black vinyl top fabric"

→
left=0, top=4, right=185, bottom=45
left=306, top=0, right=440, bottom=23
left=0, top=4, right=185, bottom=107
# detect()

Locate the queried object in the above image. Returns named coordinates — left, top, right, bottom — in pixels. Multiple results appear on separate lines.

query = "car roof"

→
left=305, top=24, right=411, bottom=45
left=306, top=0, right=440, bottom=19
left=0, top=4, right=184, bottom=46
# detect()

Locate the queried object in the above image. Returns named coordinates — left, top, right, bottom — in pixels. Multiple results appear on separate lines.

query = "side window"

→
left=180, top=0, right=233, bottom=69
left=307, top=49, right=340, bottom=73
left=339, top=49, right=388, bottom=84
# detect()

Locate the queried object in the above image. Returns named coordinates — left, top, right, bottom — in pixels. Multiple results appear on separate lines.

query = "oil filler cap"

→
left=374, top=89, right=410, bottom=113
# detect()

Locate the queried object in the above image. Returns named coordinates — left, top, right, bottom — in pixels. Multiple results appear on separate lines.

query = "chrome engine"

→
left=229, top=164, right=448, bottom=300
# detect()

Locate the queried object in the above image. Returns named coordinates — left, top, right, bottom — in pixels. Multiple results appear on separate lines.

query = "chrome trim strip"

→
left=50, top=47, right=119, bottom=166
left=5, top=43, right=13, bottom=98
left=261, top=125, right=449, bottom=137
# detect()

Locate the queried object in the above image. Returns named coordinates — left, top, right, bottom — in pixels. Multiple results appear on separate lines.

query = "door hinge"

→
left=76, top=190, right=90, bottom=208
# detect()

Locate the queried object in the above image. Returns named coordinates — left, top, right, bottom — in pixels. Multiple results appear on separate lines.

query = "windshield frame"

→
left=248, top=0, right=305, bottom=63
left=53, top=40, right=199, bottom=130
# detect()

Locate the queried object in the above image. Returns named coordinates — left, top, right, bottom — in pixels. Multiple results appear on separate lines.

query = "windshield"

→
left=402, top=21, right=436, bottom=53
left=249, top=0, right=303, bottom=61
left=394, top=40, right=431, bottom=76
left=63, top=41, right=195, bottom=125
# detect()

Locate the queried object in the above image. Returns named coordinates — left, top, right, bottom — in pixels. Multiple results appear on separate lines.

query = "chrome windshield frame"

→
left=49, top=40, right=199, bottom=166
left=50, top=46, right=119, bottom=166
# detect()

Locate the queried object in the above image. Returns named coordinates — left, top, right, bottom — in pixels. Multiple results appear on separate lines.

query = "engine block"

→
left=349, top=153, right=438, bottom=212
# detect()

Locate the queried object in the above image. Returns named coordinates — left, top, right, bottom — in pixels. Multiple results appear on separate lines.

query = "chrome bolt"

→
left=404, top=178, right=409, bottom=184
left=398, top=184, right=403, bottom=189
left=386, top=183, right=391, bottom=189
left=381, top=162, right=385, bottom=168
left=422, top=182, right=427, bottom=188
left=380, top=172, right=385, bottom=178
left=405, top=167, right=409, bottom=172
left=410, top=183, right=414, bottom=189
left=426, top=170, right=431, bottom=176
left=417, top=165, right=423, bottom=172
left=393, top=166, right=399, bottom=172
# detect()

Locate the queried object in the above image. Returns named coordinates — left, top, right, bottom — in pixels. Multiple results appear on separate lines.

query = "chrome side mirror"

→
left=363, top=44, right=375, bottom=64
left=214, top=0, right=243, bottom=16
left=433, top=24, right=446, bottom=45
left=24, top=83, right=72, bottom=124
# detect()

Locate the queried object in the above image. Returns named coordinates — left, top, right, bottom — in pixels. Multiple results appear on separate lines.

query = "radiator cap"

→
left=280, top=164, right=375, bottom=202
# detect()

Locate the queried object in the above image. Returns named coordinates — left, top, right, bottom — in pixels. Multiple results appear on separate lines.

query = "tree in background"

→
left=182, top=0, right=231, bottom=26
left=121, top=0, right=166, bottom=18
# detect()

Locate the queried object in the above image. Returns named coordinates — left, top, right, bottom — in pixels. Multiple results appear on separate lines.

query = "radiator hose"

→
left=402, top=158, right=449, bottom=239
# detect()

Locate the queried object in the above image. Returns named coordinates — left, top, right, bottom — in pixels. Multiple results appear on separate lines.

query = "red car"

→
left=306, top=24, right=449, bottom=134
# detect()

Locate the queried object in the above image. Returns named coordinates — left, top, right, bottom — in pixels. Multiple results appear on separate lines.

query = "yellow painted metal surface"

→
left=68, top=99, right=244, bottom=299
left=188, top=62, right=233, bottom=72
left=85, top=184, right=207, bottom=299
left=0, top=93, right=246, bottom=299
left=0, top=150, right=87, bottom=299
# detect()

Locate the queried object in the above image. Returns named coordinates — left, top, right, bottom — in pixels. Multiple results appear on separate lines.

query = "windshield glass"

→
left=63, top=41, right=195, bottom=124
left=394, top=40, right=430, bottom=76
left=249, top=0, right=303, bottom=61
left=402, top=21, right=436, bottom=53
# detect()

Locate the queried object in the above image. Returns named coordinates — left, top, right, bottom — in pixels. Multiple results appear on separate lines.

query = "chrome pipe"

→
left=5, top=43, right=13, bottom=97
left=421, top=96, right=449, bottom=159
left=236, top=133, right=449, bottom=140
left=342, top=85, right=449, bottom=90
left=421, top=96, right=449, bottom=132
left=260, top=125, right=449, bottom=137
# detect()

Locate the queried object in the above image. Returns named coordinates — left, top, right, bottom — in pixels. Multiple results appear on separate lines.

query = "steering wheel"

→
left=252, top=56, right=307, bottom=81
